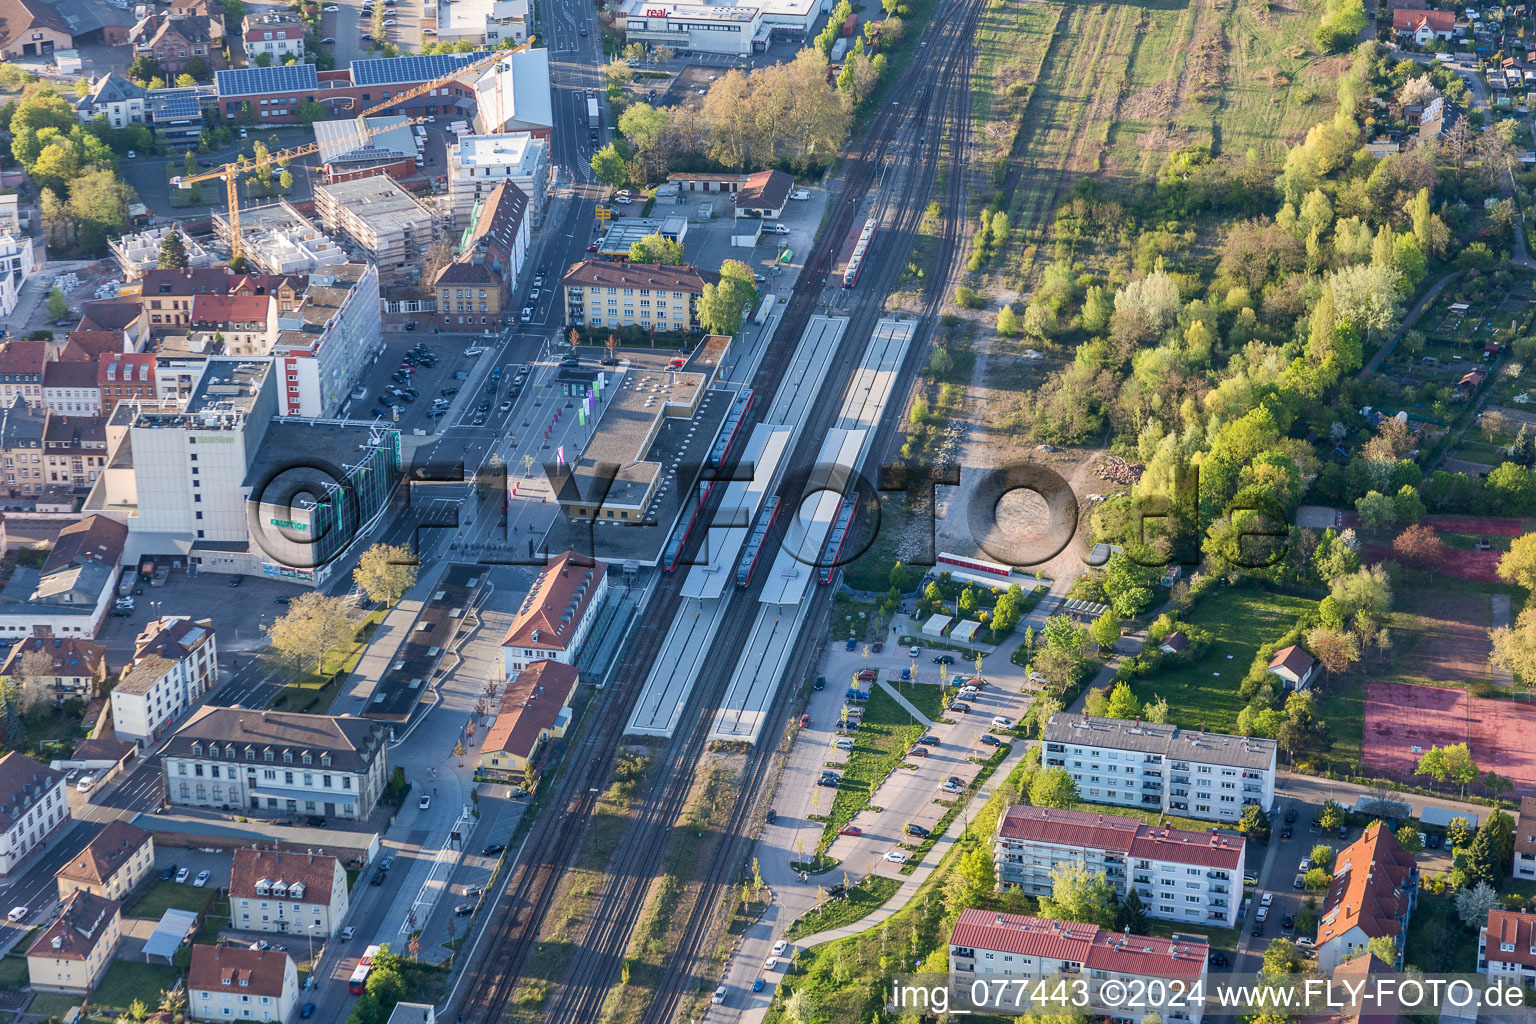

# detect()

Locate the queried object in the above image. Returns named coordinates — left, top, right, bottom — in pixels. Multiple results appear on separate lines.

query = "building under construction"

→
left=313, top=177, right=438, bottom=276
left=212, top=201, right=348, bottom=275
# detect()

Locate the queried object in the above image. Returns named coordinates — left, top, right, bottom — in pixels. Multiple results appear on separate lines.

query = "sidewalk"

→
left=875, top=678, right=934, bottom=728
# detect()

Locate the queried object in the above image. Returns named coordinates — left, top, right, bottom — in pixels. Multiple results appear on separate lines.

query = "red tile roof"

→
left=1392, top=9, right=1454, bottom=30
left=996, top=805, right=1244, bottom=869
left=190, top=293, right=272, bottom=324
left=1317, top=823, right=1416, bottom=948
left=55, top=820, right=152, bottom=887
left=1268, top=645, right=1316, bottom=678
left=0, top=636, right=107, bottom=680
left=501, top=550, right=607, bottom=653
left=951, top=909, right=1208, bottom=977
left=61, top=332, right=129, bottom=361
left=98, top=352, right=157, bottom=387
left=484, top=661, right=579, bottom=761
left=229, top=849, right=340, bottom=905
left=26, top=891, right=120, bottom=962
left=188, top=944, right=292, bottom=997
left=1485, top=910, right=1536, bottom=968
left=0, top=340, right=47, bottom=376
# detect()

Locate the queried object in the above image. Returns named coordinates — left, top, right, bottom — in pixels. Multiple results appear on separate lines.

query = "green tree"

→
left=47, top=288, right=69, bottom=321
left=1115, top=887, right=1148, bottom=933
left=1039, top=858, right=1116, bottom=927
left=996, top=303, right=1019, bottom=336
left=1261, top=937, right=1304, bottom=975
left=1497, top=533, right=1536, bottom=592
left=1102, top=548, right=1160, bottom=617
left=1464, top=827, right=1499, bottom=888
left=128, top=54, right=164, bottom=85
left=1414, top=743, right=1478, bottom=797
left=628, top=232, right=684, bottom=265
left=267, top=593, right=357, bottom=677
left=354, top=543, right=418, bottom=605
left=1029, top=767, right=1078, bottom=809
left=1319, top=799, right=1346, bottom=830
left=1239, top=804, right=1271, bottom=841
left=697, top=260, right=758, bottom=336
left=296, top=98, right=326, bottom=124
left=1104, top=681, right=1141, bottom=720
left=1447, top=816, right=1473, bottom=849
left=1394, top=824, right=1422, bottom=854
left=157, top=229, right=189, bottom=270
left=1087, top=611, right=1120, bottom=650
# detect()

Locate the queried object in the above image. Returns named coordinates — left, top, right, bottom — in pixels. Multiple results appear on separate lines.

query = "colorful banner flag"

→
left=578, top=407, right=586, bottom=425
left=557, top=445, right=566, bottom=466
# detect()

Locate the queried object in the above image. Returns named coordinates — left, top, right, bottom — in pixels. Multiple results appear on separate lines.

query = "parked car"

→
left=947, top=702, right=970, bottom=714
left=838, top=825, right=861, bottom=836
left=772, top=940, right=788, bottom=956
left=228, top=576, right=242, bottom=587
left=918, top=734, right=939, bottom=746
left=991, top=716, right=1013, bottom=729
left=370, top=871, right=386, bottom=886
left=7, top=906, right=28, bottom=922
left=799, top=713, right=810, bottom=727
left=1209, top=953, right=1230, bottom=968
left=753, top=978, right=765, bottom=992
left=419, top=796, right=431, bottom=810
left=1295, top=936, right=1316, bottom=950
left=713, top=987, right=727, bottom=1005
left=301, top=1003, right=316, bottom=1019
left=1282, top=914, right=1295, bottom=930
left=979, top=734, right=1001, bottom=746
left=1280, top=826, right=1292, bottom=840
left=159, top=865, right=177, bottom=881
left=1293, top=874, right=1306, bottom=890
left=769, top=223, right=790, bottom=234
left=909, top=746, right=929, bottom=758
left=812, top=676, right=825, bottom=691
left=941, top=780, right=964, bottom=794
left=175, top=868, right=190, bottom=884
left=340, top=926, right=355, bottom=941
left=905, top=824, right=930, bottom=838
left=933, top=654, right=954, bottom=665
left=193, top=870, right=211, bottom=887
left=1261, top=892, right=1274, bottom=907
left=454, top=903, right=474, bottom=916
left=884, top=850, right=908, bottom=864
left=521, top=307, right=533, bottom=322
left=765, top=809, right=776, bottom=825
left=1284, top=808, right=1298, bottom=824
left=791, top=189, right=811, bottom=200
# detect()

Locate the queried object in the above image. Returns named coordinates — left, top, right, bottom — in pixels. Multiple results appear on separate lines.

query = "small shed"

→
left=1158, top=631, right=1188, bottom=655
left=142, top=908, right=199, bottom=963
left=951, top=619, right=980, bottom=644
left=1420, top=804, right=1480, bottom=829
left=920, top=614, right=953, bottom=638
left=1267, top=645, right=1318, bottom=690
left=1059, top=598, right=1109, bottom=620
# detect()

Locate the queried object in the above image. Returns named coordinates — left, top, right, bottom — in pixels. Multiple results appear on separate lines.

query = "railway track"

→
left=453, top=6, right=984, bottom=1020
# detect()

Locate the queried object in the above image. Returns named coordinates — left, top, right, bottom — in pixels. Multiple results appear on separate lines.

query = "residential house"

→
left=43, top=415, right=108, bottom=491
left=0, top=0, right=73, bottom=58
left=229, top=848, right=350, bottom=936
left=559, top=261, right=718, bottom=332
left=0, top=636, right=108, bottom=705
left=227, top=273, right=309, bottom=313
left=1299, top=955, right=1409, bottom=1024
left=98, top=352, right=159, bottom=413
left=948, top=909, right=1208, bottom=1024
left=171, top=0, right=225, bottom=40
left=1041, top=713, right=1277, bottom=823
left=111, top=616, right=218, bottom=748
left=1393, top=9, right=1456, bottom=42
left=434, top=261, right=505, bottom=328
left=141, top=268, right=231, bottom=329
left=42, top=361, right=103, bottom=418
left=0, top=515, right=128, bottom=641
left=0, top=751, right=70, bottom=875
left=1315, top=823, right=1418, bottom=971
left=993, top=805, right=1244, bottom=928
left=241, top=12, right=305, bottom=60
left=25, top=891, right=122, bottom=994
left=1480, top=908, right=1536, bottom=982
left=54, top=820, right=155, bottom=902
left=1158, top=631, right=1188, bottom=655
left=732, top=169, right=794, bottom=219
left=0, top=395, right=48, bottom=497
left=74, top=73, right=147, bottom=127
left=0, top=340, right=48, bottom=408
left=162, top=706, right=390, bottom=820
left=188, top=944, right=299, bottom=1023
left=480, top=661, right=580, bottom=775
left=1266, top=645, right=1319, bottom=690
left=135, top=14, right=213, bottom=74
left=1514, top=797, right=1536, bottom=880
left=189, top=293, right=276, bottom=355
left=500, top=550, right=609, bottom=677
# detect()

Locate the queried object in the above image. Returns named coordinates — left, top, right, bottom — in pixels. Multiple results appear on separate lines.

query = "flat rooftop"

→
left=561, top=365, right=708, bottom=510
left=242, top=419, right=393, bottom=493
left=134, top=359, right=272, bottom=430
left=316, top=177, right=432, bottom=230
left=596, top=217, right=690, bottom=255
left=454, top=132, right=546, bottom=171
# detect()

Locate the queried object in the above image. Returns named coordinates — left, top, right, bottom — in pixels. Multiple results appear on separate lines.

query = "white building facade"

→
left=270, top=263, right=380, bottom=418
left=0, top=235, right=37, bottom=320
left=1041, top=714, right=1276, bottom=824
left=0, top=753, right=70, bottom=876
left=993, top=805, right=1243, bottom=928
left=110, top=616, right=219, bottom=748
left=449, top=134, right=550, bottom=227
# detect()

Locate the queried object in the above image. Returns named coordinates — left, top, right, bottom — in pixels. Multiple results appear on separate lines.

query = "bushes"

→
left=1314, top=0, right=1366, bottom=52
left=954, top=285, right=984, bottom=309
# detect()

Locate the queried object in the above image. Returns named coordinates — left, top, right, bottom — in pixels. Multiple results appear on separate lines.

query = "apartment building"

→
left=111, top=616, right=218, bottom=748
left=1041, top=714, right=1276, bottom=823
left=1480, top=909, right=1536, bottom=982
left=0, top=233, right=37, bottom=319
left=42, top=361, right=103, bottom=417
left=189, top=293, right=277, bottom=355
left=270, top=262, right=381, bottom=418
left=188, top=944, right=299, bottom=1023
left=98, top=352, right=158, bottom=413
left=43, top=415, right=109, bottom=491
left=449, top=133, right=549, bottom=227
left=993, top=805, right=1243, bottom=928
left=55, top=820, right=155, bottom=902
left=313, top=177, right=435, bottom=274
left=500, top=550, right=609, bottom=676
left=560, top=261, right=717, bottom=332
left=141, top=267, right=230, bottom=329
left=25, top=890, right=123, bottom=994
left=0, top=395, right=46, bottom=497
left=162, top=707, right=389, bottom=820
left=949, top=909, right=1208, bottom=1024
left=74, top=73, right=147, bottom=127
left=0, top=636, right=109, bottom=705
left=1316, top=823, right=1417, bottom=972
left=1514, top=797, right=1536, bottom=881
left=241, top=12, right=304, bottom=59
left=0, top=752, right=70, bottom=876
left=229, top=848, right=350, bottom=936
left=0, top=339, right=47, bottom=408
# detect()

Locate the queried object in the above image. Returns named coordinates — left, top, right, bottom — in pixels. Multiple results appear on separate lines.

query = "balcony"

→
left=1171, top=774, right=1191, bottom=785
left=1142, top=782, right=1162, bottom=792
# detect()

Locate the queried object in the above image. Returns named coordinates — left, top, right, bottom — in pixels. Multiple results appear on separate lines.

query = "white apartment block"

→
left=450, top=133, right=549, bottom=226
left=242, top=13, right=305, bottom=58
left=162, top=707, right=389, bottom=821
left=189, top=945, right=299, bottom=1024
left=949, top=909, right=1208, bottom=1024
left=313, top=179, right=435, bottom=276
left=0, top=234, right=36, bottom=319
left=270, top=263, right=381, bottom=418
left=230, top=849, right=350, bottom=937
left=1041, top=714, right=1276, bottom=824
left=111, top=616, right=218, bottom=748
left=0, top=752, right=70, bottom=876
left=994, top=806, right=1243, bottom=928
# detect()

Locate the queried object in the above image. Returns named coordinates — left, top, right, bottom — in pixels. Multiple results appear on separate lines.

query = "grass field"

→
left=816, top=687, right=926, bottom=853
left=0, top=955, right=26, bottom=989
left=1403, top=893, right=1481, bottom=973
left=1126, top=587, right=1317, bottom=734
left=784, top=874, right=902, bottom=941
left=127, top=879, right=212, bottom=919
left=90, top=961, right=181, bottom=1012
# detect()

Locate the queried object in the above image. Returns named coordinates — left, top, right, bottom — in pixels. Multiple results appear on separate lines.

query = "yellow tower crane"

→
left=173, top=38, right=535, bottom=264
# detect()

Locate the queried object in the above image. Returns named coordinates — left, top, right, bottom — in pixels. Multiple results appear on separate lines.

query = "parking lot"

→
left=95, top=568, right=308, bottom=662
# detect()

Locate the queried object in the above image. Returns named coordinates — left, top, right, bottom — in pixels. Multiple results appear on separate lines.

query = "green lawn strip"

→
left=1323, top=673, right=1365, bottom=766
left=784, top=874, right=902, bottom=941
left=815, top=688, right=925, bottom=854
left=126, top=880, right=213, bottom=919
left=1403, top=893, right=1480, bottom=973
left=89, top=961, right=181, bottom=1013
left=268, top=607, right=387, bottom=712
left=887, top=680, right=950, bottom=722
left=1140, top=916, right=1240, bottom=954
left=1126, top=588, right=1319, bottom=734
left=1062, top=799, right=1231, bottom=835
left=0, top=956, right=27, bottom=989
left=26, top=994, right=81, bottom=1019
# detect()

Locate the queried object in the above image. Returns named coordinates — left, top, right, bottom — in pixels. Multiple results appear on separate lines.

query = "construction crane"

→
left=172, top=38, right=535, bottom=263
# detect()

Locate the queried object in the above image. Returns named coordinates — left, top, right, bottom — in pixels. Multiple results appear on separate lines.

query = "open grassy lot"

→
left=1125, top=587, right=1317, bottom=734
left=127, top=879, right=213, bottom=919
left=784, top=874, right=902, bottom=941
left=1403, top=893, right=1481, bottom=973
left=0, top=955, right=27, bottom=989
left=90, top=961, right=181, bottom=1013
left=816, top=687, right=926, bottom=853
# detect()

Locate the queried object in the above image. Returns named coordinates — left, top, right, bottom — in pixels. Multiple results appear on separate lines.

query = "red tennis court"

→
left=1363, top=681, right=1536, bottom=796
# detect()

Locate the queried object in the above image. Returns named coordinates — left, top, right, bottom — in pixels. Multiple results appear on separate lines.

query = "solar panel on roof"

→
left=152, top=90, right=202, bottom=119
left=349, top=51, right=494, bottom=87
left=215, top=63, right=319, bottom=98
